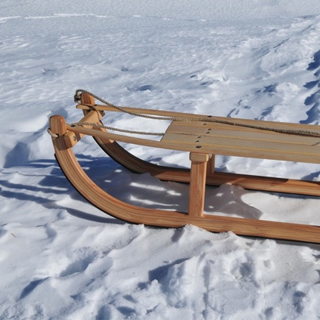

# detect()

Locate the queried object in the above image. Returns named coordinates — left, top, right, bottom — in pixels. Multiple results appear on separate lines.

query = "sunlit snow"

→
left=1, top=0, right=320, bottom=319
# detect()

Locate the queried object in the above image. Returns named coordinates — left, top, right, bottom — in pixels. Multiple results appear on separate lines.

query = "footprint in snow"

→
left=127, top=84, right=155, bottom=92
left=59, top=254, right=96, bottom=277
left=19, top=278, right=48, bottom=299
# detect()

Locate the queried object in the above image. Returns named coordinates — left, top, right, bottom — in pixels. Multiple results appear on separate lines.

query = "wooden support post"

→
left=188, top=153, right=209, bottom=217
left=63, top=110, right=104, bottom=148
left=207, top=154, right=215, bottom=176
left=81, top=92, right=95, bottom=105
left=50, top=115, right=67, bottom=137
left=61, top=91, right=106, bottom=149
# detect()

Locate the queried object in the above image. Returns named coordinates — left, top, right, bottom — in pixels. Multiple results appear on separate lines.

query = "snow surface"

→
left=2, top=0, right=320, bottom=319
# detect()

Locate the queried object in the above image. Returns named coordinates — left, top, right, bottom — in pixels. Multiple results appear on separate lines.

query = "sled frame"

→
left=49, top=92, right=320, bottom=243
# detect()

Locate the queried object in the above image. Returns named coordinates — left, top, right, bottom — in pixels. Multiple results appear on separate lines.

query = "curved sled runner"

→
left=49, top=90, right=320, bottom=243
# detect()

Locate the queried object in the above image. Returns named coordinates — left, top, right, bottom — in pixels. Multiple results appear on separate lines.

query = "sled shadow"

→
left=2, top=153, right=316, bottom=225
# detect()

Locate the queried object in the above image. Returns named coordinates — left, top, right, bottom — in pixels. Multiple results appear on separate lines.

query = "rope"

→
left=73, top=89, right=320, bottom=138
left=47, top=128, right=59, bottom=138
left=70, top=122, right=164, bottom=136
left=75, top=89, right=176, bottom=121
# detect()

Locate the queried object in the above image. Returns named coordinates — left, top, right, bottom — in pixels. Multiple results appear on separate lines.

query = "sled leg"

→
left=189, top=153, right=209, bottom=217
left=207, top=154, right=215, bottom=176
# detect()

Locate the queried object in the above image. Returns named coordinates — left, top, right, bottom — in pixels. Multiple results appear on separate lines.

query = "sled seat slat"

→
left=161, top=120, right=320, bottom=164
left=165, top=121, right=320, bottom=145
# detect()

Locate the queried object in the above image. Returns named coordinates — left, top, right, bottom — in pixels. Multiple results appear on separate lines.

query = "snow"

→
left=1, top=0, right=320, bottom=318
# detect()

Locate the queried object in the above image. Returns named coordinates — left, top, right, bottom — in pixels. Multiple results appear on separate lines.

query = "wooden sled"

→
left=49, top=90, right=320, bottom=243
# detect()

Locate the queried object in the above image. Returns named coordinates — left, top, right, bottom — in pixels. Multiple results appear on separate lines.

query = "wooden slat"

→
left=166, top=121, right=320, bottom=146
left=161, top=132, right=320, bottom=163
left=66, top=124, right=215, bottom=154
left=170, top=117, right=320, bottom=134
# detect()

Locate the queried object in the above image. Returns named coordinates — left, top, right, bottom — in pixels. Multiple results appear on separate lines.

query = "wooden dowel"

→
left=81, top=92, right=95, bottom=105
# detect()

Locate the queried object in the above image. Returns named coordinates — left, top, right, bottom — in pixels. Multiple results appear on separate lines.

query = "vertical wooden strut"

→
left=188, top=153, right=210, bottom=217
left=207, top=154, right=215, bottom=176
left=50, top=115, right=67, bottom=137
left=81, top=91, right=96, bottom=105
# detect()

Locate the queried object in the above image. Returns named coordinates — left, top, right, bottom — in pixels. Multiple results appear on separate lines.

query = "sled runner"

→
left=49, top=90, right=320, bottom=243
